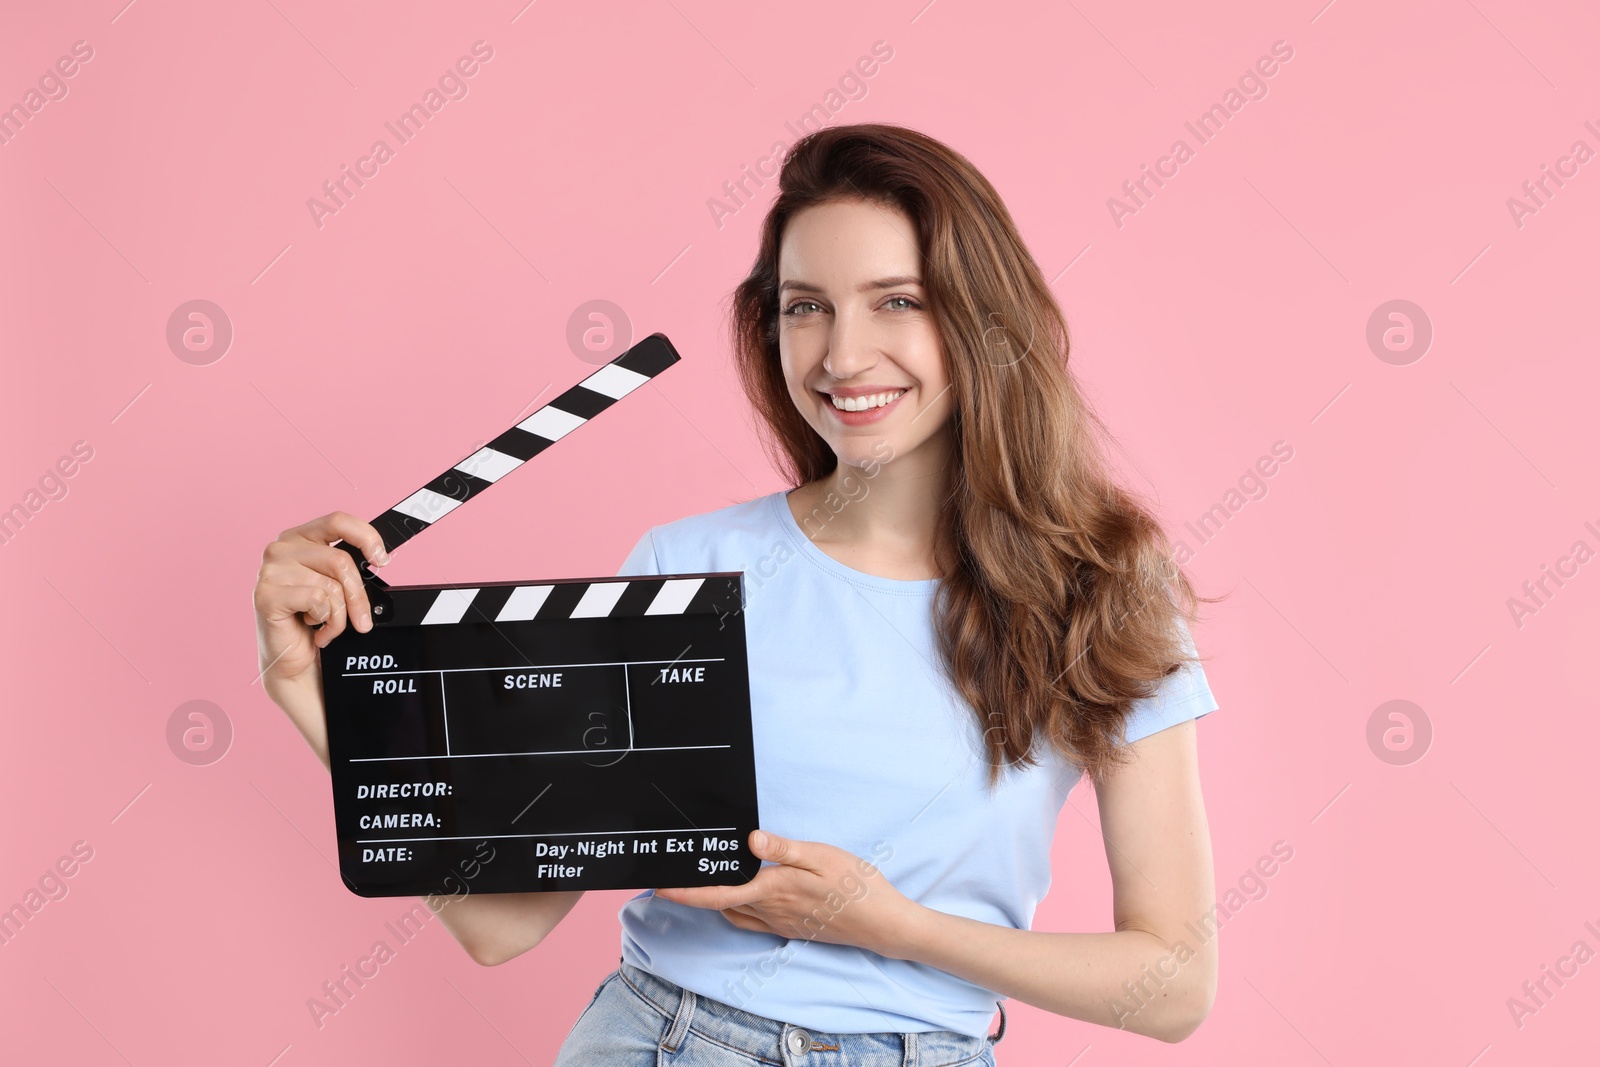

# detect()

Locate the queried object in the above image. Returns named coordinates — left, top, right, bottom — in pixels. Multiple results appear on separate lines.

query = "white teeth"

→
left=829, top=389, right=906, bottom=412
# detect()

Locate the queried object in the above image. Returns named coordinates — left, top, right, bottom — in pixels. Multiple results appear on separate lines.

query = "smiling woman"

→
left=251, top=121, right=1225, bottom=1066
left=550, top=123, right=1225, bottom=1062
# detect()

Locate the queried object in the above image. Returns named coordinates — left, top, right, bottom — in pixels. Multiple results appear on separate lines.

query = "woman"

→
left=253, top=123, right=1223, bottom=1064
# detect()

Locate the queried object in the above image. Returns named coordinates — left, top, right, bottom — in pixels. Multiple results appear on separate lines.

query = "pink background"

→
left=3, top=0, right=1597, bottom=1063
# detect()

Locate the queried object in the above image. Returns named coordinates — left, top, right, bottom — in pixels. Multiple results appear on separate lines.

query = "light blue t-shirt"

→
left=613, top=489, right=1219, bottom=1037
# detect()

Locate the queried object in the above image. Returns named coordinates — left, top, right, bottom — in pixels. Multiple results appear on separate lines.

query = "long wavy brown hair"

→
left=729, top=123, right=1223, bottom=788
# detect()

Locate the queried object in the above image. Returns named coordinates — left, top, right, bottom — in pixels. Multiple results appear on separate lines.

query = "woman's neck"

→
left=790, top=433, right=952, bottom=580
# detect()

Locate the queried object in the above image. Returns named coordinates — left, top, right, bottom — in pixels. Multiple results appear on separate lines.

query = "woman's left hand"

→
left=653, top=830, right=917, bottom=958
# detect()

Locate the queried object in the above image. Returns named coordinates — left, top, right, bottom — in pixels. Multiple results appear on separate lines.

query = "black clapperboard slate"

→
left=318, top=334, right=760, bottom=897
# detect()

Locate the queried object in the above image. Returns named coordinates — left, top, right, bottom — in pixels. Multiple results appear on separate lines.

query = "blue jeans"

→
left=554, top=959, right=1007, bottom=1066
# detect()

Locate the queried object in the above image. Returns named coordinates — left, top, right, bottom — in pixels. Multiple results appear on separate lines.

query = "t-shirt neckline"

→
left=769, top=489, right=940, bottom=595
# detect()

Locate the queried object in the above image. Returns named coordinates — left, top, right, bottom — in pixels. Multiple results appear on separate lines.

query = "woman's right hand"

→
left=252, top=512, right=390, bottom=763
left=250, top=512, right=586, bottom=961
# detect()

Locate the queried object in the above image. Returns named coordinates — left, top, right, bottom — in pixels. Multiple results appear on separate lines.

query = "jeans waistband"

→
left=615, top=959, right=1005, bottom=1065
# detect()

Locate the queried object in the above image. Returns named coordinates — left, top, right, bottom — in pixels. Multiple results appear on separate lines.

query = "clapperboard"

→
left=317, top=334, right=760, bottom=898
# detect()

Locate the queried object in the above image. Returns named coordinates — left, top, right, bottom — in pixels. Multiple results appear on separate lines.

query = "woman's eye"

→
left=781, top=297, right=920, bottom=315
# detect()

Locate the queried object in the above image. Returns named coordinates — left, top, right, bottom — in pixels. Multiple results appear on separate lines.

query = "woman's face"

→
left=776, top=197, right=953, bottom=474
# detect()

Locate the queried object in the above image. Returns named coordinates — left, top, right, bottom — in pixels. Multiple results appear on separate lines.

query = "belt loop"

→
left=659, top=985, right=695, bottom=1053
left=902, top=1029, right=918, bottom=1067
left=987, top=1001, right=1007, bottom=1044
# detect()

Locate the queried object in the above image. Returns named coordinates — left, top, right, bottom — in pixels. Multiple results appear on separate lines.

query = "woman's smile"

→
left=818, top=386, right=911, bottom=425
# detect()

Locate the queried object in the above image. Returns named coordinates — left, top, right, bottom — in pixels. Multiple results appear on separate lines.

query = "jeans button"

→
left=786, top=1028, right=811, bottom=1055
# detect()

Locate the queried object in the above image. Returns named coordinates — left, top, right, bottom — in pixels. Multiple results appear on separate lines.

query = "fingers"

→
left=720, top=907, right=774, bottom=936
left=254, top=510, right=392, bottom=693
left=750, top=829, right=813, bottom=870
left=655, top=878, right=766, bottom=911
left=305, top=543, right=373, bottom=635
left=260, top=541, right=370, bottom=637
left=286, top=510, right=390, bottom=570
left=311, top=573, right=351, bottom=647
left=264, top=574, right=349, bottom=645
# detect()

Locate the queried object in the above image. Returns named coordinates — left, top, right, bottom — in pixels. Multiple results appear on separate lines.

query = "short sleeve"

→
left=1119, top=617, right=1219, bottom=747
left=616, top=527, right=662, bottom=577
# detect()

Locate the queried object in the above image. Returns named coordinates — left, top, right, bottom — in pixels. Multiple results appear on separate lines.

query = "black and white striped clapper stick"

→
left=317, top=331, right=759, bottom=899
left=333, top=332, right=681, bottom=618
left=366, top=332, right=679, bottom=561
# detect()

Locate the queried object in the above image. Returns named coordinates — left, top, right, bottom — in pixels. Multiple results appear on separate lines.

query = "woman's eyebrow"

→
left=779, top=275, right=923, bottom=295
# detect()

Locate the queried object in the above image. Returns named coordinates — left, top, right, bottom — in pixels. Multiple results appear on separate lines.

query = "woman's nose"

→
left=821, top=319, right=881, bottom=380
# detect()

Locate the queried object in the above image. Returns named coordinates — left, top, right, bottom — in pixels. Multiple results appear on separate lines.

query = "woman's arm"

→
left=657, top=719, right=1218, bottom=1040
left=254, top=511, right=586, bottom=968
left=884, top=718, right=1218, bottom=1042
